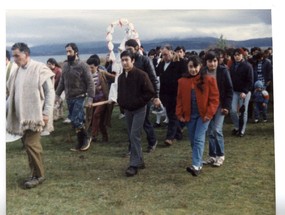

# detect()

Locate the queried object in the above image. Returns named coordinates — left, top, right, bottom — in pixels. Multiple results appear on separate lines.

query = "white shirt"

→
left=6, top=61, right=19, bottom=81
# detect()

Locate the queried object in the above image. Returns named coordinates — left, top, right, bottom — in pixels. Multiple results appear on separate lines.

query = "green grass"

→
left=6, top=105, right=275, bottom=215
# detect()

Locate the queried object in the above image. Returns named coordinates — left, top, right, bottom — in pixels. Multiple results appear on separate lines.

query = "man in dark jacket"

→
left=156, top=45, right=187, bottom=145
left=56, top=43, right=95, bottom=151
left=229, top=48, right=253, bottom=137
left=117, top=50, right=155, bottom=177
left=202, top=51, right=233, bottom=167
left=125, top=39, right=160, bottom=153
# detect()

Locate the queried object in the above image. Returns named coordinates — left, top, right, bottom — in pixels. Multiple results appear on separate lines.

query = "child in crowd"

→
left=86, top=54, right=114, bottom=142
left=252, top=80, right=269, bottom=123
left=176, top=56, right=219, bottom=176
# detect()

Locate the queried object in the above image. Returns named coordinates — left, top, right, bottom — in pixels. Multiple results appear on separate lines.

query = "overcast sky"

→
left=6, top=9, right=272, bottom=47
left=2, top=2, right=285, bottom=214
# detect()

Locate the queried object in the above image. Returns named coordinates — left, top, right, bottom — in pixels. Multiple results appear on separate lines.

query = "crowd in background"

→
left=5, top=41, right=273, bottom=187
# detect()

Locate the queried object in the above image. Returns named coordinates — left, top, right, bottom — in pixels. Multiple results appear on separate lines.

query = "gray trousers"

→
left=124, top=106, right=146, bottom=167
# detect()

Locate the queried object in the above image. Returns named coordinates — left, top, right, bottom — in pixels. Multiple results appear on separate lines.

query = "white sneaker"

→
left=118, top=113, right=125, bottom=119
left=41, top=131, right=50, bottom=136
left=203, top=156, right=216, bottom=165
left=213, top=156, right=225, bottom=167
left=163, top=119, right=169, bottom=124
left=63, top=118, right=71, bottom=124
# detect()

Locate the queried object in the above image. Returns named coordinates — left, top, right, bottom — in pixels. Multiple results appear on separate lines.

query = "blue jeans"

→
left=186, top=116, right=210, bottom=168
left=66, top=97, right=85, bottom=129
left=124, top=106, right=146, bottom=167
left=208, top=106, right=225, bottom=157
left=254, top=102, right=268, bottom=120
left=230, top=91, right=251, bottom=134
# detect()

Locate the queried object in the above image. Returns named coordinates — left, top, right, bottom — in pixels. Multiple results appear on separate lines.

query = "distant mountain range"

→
left=6, top=37, right=272, bottom=56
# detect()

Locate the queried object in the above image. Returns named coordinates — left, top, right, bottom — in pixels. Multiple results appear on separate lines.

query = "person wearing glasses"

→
left=6, top=42, right=55, bottom=189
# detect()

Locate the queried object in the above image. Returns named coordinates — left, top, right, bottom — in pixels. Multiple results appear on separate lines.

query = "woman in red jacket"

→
left=176, top=55, right=219, bottom=176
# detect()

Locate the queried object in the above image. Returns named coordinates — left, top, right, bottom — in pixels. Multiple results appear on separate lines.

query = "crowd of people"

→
left=5, top=41, right=273, bottom=188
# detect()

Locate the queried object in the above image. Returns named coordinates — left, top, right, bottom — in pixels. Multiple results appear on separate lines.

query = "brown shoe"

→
left=164, top=139, right=173, bottom=146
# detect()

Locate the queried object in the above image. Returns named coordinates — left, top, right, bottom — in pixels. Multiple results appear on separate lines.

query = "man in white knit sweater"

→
left=6, top=43, right=55, bottom=189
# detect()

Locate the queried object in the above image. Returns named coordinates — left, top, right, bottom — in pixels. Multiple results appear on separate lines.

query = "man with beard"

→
left=56, top=43, right=95, bottom=151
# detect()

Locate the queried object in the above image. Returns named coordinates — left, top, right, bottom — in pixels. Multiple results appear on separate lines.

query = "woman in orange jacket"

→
left=176, top=55, right=219, bottom=176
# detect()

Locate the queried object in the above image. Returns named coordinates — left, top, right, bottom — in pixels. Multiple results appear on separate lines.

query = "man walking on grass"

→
left=56, top=43, right=95, bottom=151
left=117, top=50, right=155, bottom=176
left=6, top=42, right=55, bottom=189
left=124, top=39, right=161, bottom=153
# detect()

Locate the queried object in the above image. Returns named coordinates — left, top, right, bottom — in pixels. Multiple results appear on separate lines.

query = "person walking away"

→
left=55, top=43, right=95, bottom=151
left=176, top=55, right=219, bottom=176
left=117, top=50, right=155, bottom=177
left=6, top=42, right=55, bottom=188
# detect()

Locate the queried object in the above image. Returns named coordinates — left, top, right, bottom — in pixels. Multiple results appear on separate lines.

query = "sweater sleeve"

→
left=132, top=73, right=155, bottom=109
left=82, top=62, right=95, bottom=98
left=42, top=78, right=55, bottom=116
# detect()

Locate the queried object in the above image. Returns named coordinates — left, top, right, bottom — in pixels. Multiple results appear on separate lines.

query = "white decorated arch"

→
left=106, top=18, right=141, bottom=64
left=106, top=18, right=141, bottom=102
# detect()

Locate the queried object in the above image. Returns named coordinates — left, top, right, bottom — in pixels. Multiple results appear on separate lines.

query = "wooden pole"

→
left=84, top=100, right=113, bottom=108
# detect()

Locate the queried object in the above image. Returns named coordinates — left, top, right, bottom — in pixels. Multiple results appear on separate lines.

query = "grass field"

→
left=6, top=105, right=275, bottom=215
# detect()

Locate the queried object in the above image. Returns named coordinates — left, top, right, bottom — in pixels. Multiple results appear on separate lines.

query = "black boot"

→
left=79, top=128, right=91, bottom=151
left=70, top=129, right=84, bottom=151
